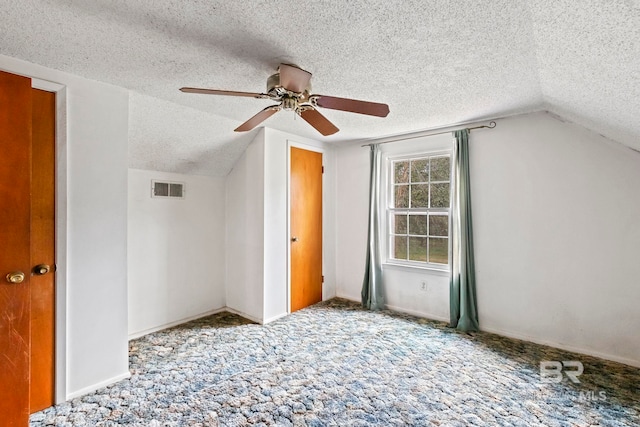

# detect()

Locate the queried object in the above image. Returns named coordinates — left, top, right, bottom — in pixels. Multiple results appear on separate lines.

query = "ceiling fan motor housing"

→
left=267, top=72, right=311, bottom=98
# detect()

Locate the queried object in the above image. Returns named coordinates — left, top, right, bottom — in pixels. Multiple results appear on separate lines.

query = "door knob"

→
left=6, top=271, right=25, bottom=284
left=291, top=236, right=298, bottom=242
left=34, top=264, right=50, bottom=275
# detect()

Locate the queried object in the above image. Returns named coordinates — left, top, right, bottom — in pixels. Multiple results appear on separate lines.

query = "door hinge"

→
left=322, top=166, right=324, bottom=174
left=322, top=275, right=324, bottom=283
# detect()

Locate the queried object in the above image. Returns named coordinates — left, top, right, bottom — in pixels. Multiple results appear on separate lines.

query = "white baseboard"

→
left=128, top=306, right=272, bottom=339
left=384, top=304, right=449, bottom=323
left=480, top=325, right=640, bottom=368
left=128, top=308, right=227, bottom=340
left=334, top=295, right=640, bottom=367
left=335, top=292, right=361, bottom=302
left=66, top=371, right=131, bottom=400
left=129, top=298, right=640, bottom=369
left=224, top=307, right=263, bottom=324
left=334, top=294, right=450, bottom=323
left=263, top=312, right=288, bottom=324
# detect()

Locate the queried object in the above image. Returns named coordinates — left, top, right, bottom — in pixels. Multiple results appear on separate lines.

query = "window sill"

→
left=382, top=261, right=450, bottom=276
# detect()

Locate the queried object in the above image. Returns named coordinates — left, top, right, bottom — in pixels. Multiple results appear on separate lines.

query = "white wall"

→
left=263, top=130, right=289, bottom=322
left=225, top=130, right=266, bottom=322
left=0, top=54, right=130, bottom=399
left=335, top=135, right=452, bottom=321
left=127, top=169, right=226, bottom=338
left=335, top=143, right=369, bottom=302
left=335, top=111, right=640, bottom=367
left=225, top=128, right=336, bottom=323
left=470, top=112, right=640, bottom=367
left=263, top=128, right=337, bottom=321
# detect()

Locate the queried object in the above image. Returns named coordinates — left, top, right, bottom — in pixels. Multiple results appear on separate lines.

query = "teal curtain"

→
left=362, top=144, right=384, bottom=310
left=449, top=129, right=479, bottom=331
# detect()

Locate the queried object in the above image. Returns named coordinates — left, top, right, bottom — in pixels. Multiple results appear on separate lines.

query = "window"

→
left=388, top=153, right=450, bottom=267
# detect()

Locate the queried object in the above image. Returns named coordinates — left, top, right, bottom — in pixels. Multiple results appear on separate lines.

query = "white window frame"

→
left=383, top=150, right=451, bottom=272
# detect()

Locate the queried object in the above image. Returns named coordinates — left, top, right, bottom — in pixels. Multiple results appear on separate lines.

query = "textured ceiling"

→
left=1, top=1, right=638, bottom=176
left=128, top=92, right=255, bottom=176
left=530, top=0, right=640, bottom=150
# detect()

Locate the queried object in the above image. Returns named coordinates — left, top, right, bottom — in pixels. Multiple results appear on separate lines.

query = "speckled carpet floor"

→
left=31, top=298, right=639, bottom=426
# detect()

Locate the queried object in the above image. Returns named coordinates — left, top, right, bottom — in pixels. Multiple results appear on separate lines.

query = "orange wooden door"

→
left=30, top=88, right=56, bottom=413
left=0, top=72, right=56, bottom=425
left=0, top=70, right=33, bottom=426
left=290, top=147, right=323, bottom=312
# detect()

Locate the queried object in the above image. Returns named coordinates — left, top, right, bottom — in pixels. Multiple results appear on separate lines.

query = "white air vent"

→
left=152, top=180, right=185, bottom=199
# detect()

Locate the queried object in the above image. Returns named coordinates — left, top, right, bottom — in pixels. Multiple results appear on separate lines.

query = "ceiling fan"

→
left=180, top=63, right=390, bottom=136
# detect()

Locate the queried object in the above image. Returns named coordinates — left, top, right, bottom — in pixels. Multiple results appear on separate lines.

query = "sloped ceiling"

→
left=530, top=0, right=640, bottom=150
left=1, top=1, right=638, bottom=176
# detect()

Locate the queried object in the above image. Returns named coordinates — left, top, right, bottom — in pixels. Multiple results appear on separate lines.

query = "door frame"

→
left=286, top=140, right=326, bottom=314
left=31, top=77, right=68, bottom=404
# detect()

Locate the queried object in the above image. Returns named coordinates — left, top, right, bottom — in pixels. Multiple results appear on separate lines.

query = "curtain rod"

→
left=361, top=120, right=497, bottom=147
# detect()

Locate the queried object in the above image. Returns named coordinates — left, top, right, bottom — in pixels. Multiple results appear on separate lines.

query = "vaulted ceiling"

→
left=2, top=1, right=638, bottom=176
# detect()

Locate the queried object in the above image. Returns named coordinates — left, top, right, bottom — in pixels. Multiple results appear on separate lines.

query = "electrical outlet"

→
left=420, top=281, right=428, bottom=292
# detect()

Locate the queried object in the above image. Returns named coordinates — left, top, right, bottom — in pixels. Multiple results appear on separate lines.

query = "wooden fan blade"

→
left=313, top=95, right=390, bottom=117
left=234, top=106, right=280, bottom=132
left=279, top=64, right=312, bottom=93
left=180, top=87, right=268, bottom=98
left=299, top=108, right=339, bottom=136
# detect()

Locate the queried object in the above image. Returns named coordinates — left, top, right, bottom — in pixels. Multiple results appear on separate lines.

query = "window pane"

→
left=430, top=156, right=450, bottom=181
left=428, top=238, right=448, bottom=264
left=430, top=183, right=450, bottom=208
left=393, top=236, right=408, bottom=260
left=394, top=185, right=409, bottom=208
left=410, top=158, right=429, bottom=183
left=429, top=215, right=448, bottom=236
left=394, top=161, right=409, bottom=184
left=408, top=214, right=427, bottom=236
left=410, top=184, right=429, bottom=208
left=394, top=214, right=407, bottom=234
left=408, top=237, right=427, bottom=262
